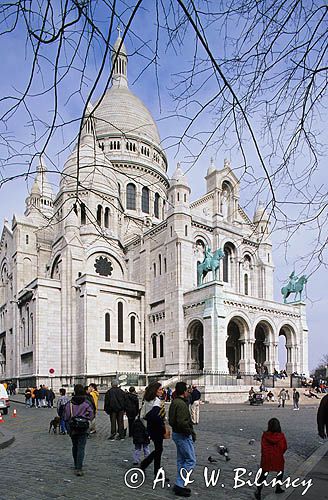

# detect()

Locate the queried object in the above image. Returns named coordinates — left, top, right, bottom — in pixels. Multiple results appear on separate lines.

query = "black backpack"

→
left=132, top=417, right=150, bottom=445
left=68, top=402, right=89, bottom=435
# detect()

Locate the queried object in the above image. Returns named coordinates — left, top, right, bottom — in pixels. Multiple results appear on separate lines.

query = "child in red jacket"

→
left=255, top=417, right=287, bottom=499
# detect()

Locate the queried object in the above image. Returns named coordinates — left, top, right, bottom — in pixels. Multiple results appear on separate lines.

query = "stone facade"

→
left=0, top=36, right=309, bottom=387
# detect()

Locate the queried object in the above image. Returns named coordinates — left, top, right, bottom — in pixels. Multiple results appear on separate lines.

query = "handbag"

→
left=163, top=424, right=171, bottom=440
left=69, top=402, right=89, bottom=434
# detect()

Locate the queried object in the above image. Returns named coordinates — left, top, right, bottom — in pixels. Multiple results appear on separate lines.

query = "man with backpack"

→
left=57, top=388, right=69, bottom=434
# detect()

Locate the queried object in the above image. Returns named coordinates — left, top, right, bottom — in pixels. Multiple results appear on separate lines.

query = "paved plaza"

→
left=0, top=397, right=324, bottom=500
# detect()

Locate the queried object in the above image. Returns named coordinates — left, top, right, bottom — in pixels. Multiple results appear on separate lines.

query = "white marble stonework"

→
left=0, top=36, right=309, bottom=387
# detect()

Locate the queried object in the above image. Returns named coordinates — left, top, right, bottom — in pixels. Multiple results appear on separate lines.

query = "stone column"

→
left=238, top=340, right=248, bottom=373
left=286, top=344, right=293, bottom=374
left=246, top=340, right=256, bottom=374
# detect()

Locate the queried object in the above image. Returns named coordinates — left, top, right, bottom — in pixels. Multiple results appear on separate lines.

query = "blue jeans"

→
left=60, top=417, right=68, bottom=433
left=172, top=432, right=196, bottom=488
left=71, top=433, right=88, bottom=470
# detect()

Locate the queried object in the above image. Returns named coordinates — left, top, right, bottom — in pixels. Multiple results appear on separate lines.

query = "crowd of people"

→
left=24, top=385, right=56, bottom=408
left=47, top=380, right=201, bottom=495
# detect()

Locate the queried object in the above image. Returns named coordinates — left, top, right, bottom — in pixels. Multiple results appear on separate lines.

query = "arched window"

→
left=164, top=258, right=167, bottom=273
left=142, top=187, right=150, bottom=213
left=126, top=183, right=136, bottom=210
left=154, top=193, right=160, bottom=218
left=153, top=263, right=156, bottom=278
left=97, top=205, right=102, bottom=226
left=118, top=302, right=123, bottom=342
left=105, top=313, right=110, bottom=342
left=30, top=313, right=34, bottom=344
left=185, top=225, right=188, bottom=236
left=81, top=203, right=86, bottom=225
left=244, top=274, right=249, bottom=296
left=152, top=335, right=157, bottom=358
left=130, top=316, right=136, bottom=344
left=104, top=207, right=110, bottom=228
left=159, top=335, right=164, bottom=358
left=22, top=319, right=26, bottom=348
left=223, top=243, right=234, bottom=283
left=159, top=254, right=162, bottom=275
left=27, top=306, right=30, bottom=345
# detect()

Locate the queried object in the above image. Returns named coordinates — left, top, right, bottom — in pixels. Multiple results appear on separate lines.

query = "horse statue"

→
left=281, top=274, right=307, bottom=303
left=197, top=247, right=225, bottom=286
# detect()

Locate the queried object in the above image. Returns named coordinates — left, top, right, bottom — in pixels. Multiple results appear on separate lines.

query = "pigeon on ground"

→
left=208, top=456, right=218, bottom=463
left=217, top=445, right=231, bottom=461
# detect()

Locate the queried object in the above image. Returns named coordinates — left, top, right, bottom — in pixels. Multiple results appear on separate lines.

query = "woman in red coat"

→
left=255, top=418, right=287, bottom=499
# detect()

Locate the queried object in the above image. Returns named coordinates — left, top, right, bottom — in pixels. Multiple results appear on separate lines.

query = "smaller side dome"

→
left=253, top=201, right=269, bottom=223
left=170, top=162, right=189, bottom=188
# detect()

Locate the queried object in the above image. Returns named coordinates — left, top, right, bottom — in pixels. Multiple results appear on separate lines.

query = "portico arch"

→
left=279, top=324, right=297, bottom=374
left=226, top=317, right=249, bottom=374
left=254, top=320, right=275, bottom=373
left=187, top=320, right=204, bottom=371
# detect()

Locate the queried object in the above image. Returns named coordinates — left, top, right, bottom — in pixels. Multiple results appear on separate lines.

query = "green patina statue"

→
left=197, top=246, right=225, bottom=286
left=281, top=271, right=308, bottom=303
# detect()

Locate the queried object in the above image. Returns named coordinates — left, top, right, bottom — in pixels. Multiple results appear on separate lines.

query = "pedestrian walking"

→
left=317, top=393, right=328, bottom=439
left=87, top=383, right=99, bottom=434
left=254, top=417, right=287, bottom=499
left=140, top=382, right=167, bottom=478
left=125, top=386, right=139, bottom=437
left=190, top=385, right=201, bottom=425
left=169, top=381, right=196, bottom=498
left=63, top=384, right=94, bottom=476
left=131, top=412, right=150, bottom=465
left=57, top=388, right=70, bottom=434
left=278, top=388, right=287, bottom=408
left=293, top=388, right=300, bottom=410
left=104, top=379, right=126, bottom=440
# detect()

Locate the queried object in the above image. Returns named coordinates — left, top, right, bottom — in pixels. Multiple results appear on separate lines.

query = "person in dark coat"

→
left=47, top=387, right=56, bottom=408
left=255, top=418, right=287, bottom=499
left=125, top=387, right=139, bottom=437
left=104, top=379, right=126, bottom=440
left=317, top=393, right=328, bottom=439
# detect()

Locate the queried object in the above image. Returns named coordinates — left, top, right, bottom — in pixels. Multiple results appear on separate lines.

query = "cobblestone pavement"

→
left=0, top=398, right=323, bottom=500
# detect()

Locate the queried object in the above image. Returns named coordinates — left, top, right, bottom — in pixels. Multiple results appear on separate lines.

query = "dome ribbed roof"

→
left=94, top=86, right=161, bottom=145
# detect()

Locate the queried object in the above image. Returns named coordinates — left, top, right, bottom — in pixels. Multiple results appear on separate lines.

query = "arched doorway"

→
left=187, top=320, right=204, bottom=371
left=226, top=320, right=241, bottom=374
left=254, top=321, right=274, bottom=373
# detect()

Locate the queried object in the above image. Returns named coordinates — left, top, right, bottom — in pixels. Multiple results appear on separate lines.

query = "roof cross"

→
left=117, top=25, right=122, bottom=38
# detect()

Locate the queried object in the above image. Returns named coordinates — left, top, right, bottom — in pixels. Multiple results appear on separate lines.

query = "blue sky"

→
left=0, top=1, right=327, bottom=371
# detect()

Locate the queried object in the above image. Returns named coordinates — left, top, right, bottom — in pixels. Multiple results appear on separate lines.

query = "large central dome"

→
left=94, top=86, right=161, bottom=145
left=93, top=36, right=161, bottom=147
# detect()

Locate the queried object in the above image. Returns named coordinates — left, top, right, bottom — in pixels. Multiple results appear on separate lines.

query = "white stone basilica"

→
left=0, top=36, right=309, bottom=389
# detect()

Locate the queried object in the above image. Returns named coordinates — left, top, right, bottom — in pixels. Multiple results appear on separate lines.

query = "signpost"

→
left=49, top=368, right=55, bottom=389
